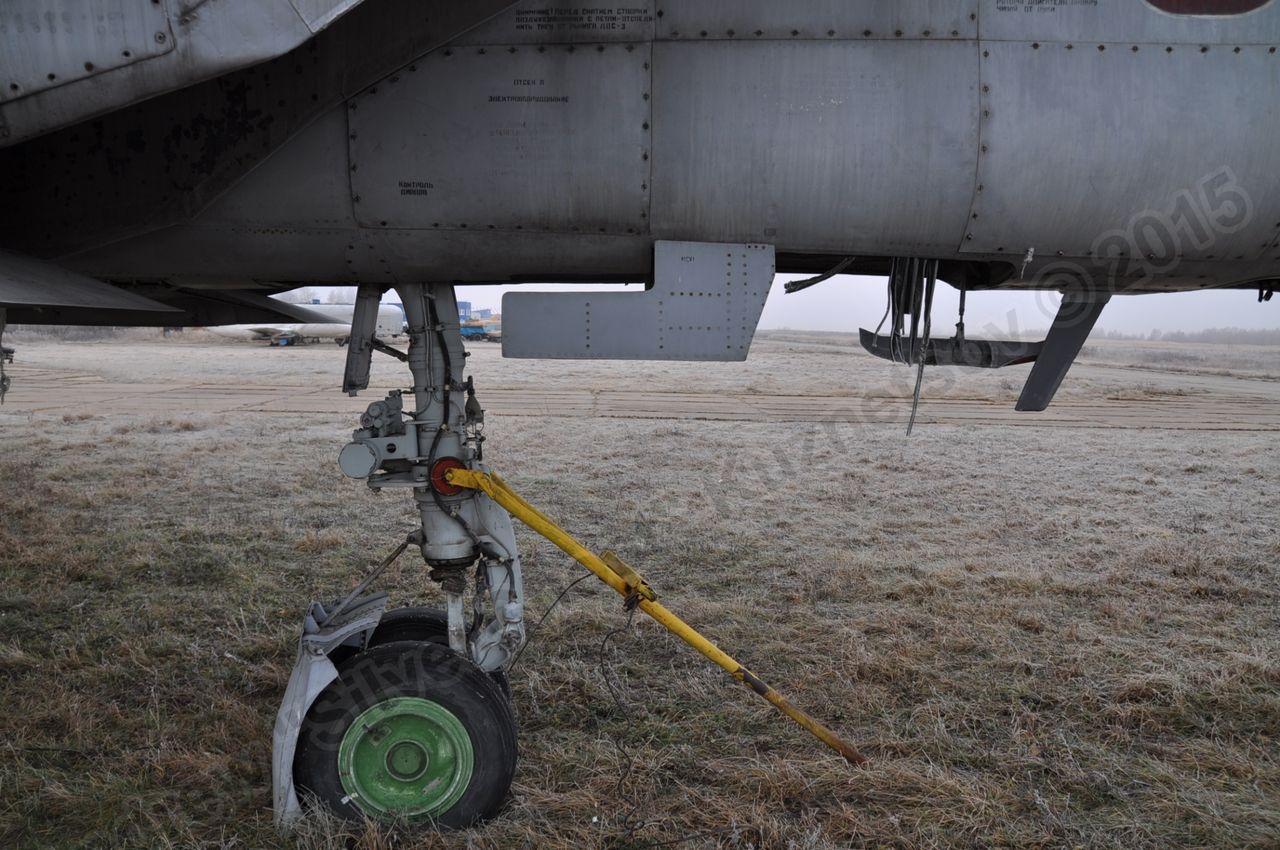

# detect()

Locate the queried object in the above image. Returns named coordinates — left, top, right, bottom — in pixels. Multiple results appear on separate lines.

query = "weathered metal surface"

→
left=290, top=0, right=365, bottom=32
left=503, top=241, right=773, bottom=360
left=657, top=0, right=978, bottom=40
left=194, top=107, right=357, bottom=231
left=964, top=42, right=1280, bottom=262
left=0, top=0, right=173, bottom=102
left=649, top=40, right=979, bottom=255
left=0, top=0, right=336, bottom=145
left=349, top=231, right=654, bottom=283
left=977, top=0, right=1280, bottom=43
left=273, top=593, right=389, bottom=827
left=455, top=1, right=655, bottom=44
left=349, top=44, right=651, bottom=235
left=0, top=0, right=416, bottom=143
left=67, top=225, right=655, bottom=285
left=341, top=285, right=385, bottom=395
left=5, top=1, right=1280, bottom=300
left=0, top=1, right=521, bottom=256
left=0, top=249, right=176, bottom=314
left=1016, top=292, right=1110, bottom=412
left=0, top=249, right=340, bottom=325
left=859, top=329, right=1042, bottom=368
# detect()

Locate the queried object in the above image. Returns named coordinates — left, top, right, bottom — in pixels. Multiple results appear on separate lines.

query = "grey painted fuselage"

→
left=2, top=1, right=1279, bottom=298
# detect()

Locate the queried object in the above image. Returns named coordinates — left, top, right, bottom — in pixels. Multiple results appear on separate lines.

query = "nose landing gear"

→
left=274, top=283, right=526, bottom=827
left=274, top=280, right=867, bottom=831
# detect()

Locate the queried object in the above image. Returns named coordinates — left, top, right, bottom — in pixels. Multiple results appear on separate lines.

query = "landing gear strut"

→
left=274, top=283, right=526, bottom=827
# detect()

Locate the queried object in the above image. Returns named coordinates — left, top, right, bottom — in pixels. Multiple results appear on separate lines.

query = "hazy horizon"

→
left=450, top=275, right=1277, bottom=337
left=283, top=276, right=1277, bottom=336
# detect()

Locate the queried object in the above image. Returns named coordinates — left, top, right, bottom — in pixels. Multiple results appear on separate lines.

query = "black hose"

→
left=782, top=256, right=855, bottom=293
left=425, top=296, right=480, bottom=546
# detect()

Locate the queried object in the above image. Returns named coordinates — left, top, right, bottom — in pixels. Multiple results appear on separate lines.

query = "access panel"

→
left=502, top=241, right=774, bottom=360
left=348, top=43, right=651, bottom=235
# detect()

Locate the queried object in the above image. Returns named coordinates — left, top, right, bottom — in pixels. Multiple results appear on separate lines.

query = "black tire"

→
left=295, top=641, right=517, bottom=828
left=330, top=607, right=510, bottom=698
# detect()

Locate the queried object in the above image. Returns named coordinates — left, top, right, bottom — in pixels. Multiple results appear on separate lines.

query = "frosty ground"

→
left=1, top=332, right=1277, bottom=849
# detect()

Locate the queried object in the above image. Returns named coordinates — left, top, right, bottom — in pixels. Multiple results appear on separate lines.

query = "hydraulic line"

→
left=783, top=256, right=855, bottom=294
left=444, top=467, right=869, bottom=766
left=906, top=260, right=938, bottom=436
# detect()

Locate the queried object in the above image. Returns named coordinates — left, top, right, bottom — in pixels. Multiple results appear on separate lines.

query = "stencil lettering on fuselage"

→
left=348, top=44, right=650, bottom=234
left=453, top=2, right=656, bottom=44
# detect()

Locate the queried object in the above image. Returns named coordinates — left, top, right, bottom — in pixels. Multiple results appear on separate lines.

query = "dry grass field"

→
left=1, top=331, right=1278, bottom=849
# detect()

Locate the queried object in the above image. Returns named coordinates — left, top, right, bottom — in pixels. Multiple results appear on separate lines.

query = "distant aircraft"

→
left=2, top=0, right=1278, bottom=832
left=206, top=302, right=406, bottom=346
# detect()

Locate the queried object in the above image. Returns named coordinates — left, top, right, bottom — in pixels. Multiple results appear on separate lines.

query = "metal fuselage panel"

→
left=0, top=0, right=370, bottom=145
left=12, top=0, right=1280, bottom=292
left=649, top=39, right=979, bottom=255
left=347, top=46, right=652, bottom=235
left=967, top=36, right=1280, bottom=265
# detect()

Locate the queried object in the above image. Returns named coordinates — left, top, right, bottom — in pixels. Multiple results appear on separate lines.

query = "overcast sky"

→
left=456, top=276, right=1275, bottom=336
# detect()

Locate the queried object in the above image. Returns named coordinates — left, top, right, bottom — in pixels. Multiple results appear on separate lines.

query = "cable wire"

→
left=782, top=256, right=855, bottom=294
left=507, top=573, right=595, bottom=671
left=906, top=260, right=938, bottom=436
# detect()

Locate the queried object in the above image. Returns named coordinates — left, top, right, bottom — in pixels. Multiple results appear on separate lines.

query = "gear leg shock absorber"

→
left=348, top=282, right=526, bottom=668
left=400, top=284, right=479, bottom=651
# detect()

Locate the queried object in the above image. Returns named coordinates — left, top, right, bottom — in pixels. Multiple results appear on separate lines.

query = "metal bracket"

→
left=341, top=284, right=385, bottom=396
left=1016, top=291, right=1110, bottom=412
left=502, top=241, right=775, bottom=361
left=602, top=550, right=657, bottom=604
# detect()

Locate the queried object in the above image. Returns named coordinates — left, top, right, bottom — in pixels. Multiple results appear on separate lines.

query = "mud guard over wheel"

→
left=272, top=593, right=389, bottom=826
left=330, top=606, right=511, bottom=698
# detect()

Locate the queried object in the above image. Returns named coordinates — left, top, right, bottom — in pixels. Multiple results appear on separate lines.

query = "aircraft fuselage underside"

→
left=2, top=1, right=1279, bottom=299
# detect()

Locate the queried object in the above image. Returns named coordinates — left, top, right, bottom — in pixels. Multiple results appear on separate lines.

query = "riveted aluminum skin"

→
left=502, top=241, right=774, bottom=360
left=650, top=39, right=978, bottom=255
left=454, top=2, right=656, bottom=45
left=0, top=0, right=174, bottom=101
left=3, top=0, right=1280, bottom=297
left=965, top=40, right=1280, bottom=261
left=657, top=0, right=978, bottom=41
left=976, top=0, right=1280, bottom=43
left=349, top=44, right=651, bottom=235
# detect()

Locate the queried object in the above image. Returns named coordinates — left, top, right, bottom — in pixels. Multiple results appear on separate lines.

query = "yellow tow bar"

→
left=445, top=467, right=868, bottom=766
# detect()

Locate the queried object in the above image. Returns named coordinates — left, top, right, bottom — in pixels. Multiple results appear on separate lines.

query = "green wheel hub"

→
left=337, top=696, right=474, bottom=819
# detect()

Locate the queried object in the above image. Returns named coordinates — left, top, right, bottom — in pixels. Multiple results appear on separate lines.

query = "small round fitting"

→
left=430, top=457, right=466, bottom=495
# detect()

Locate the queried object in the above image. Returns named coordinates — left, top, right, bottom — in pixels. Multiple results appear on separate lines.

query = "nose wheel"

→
left=293, top=641, right=517, bottom=827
